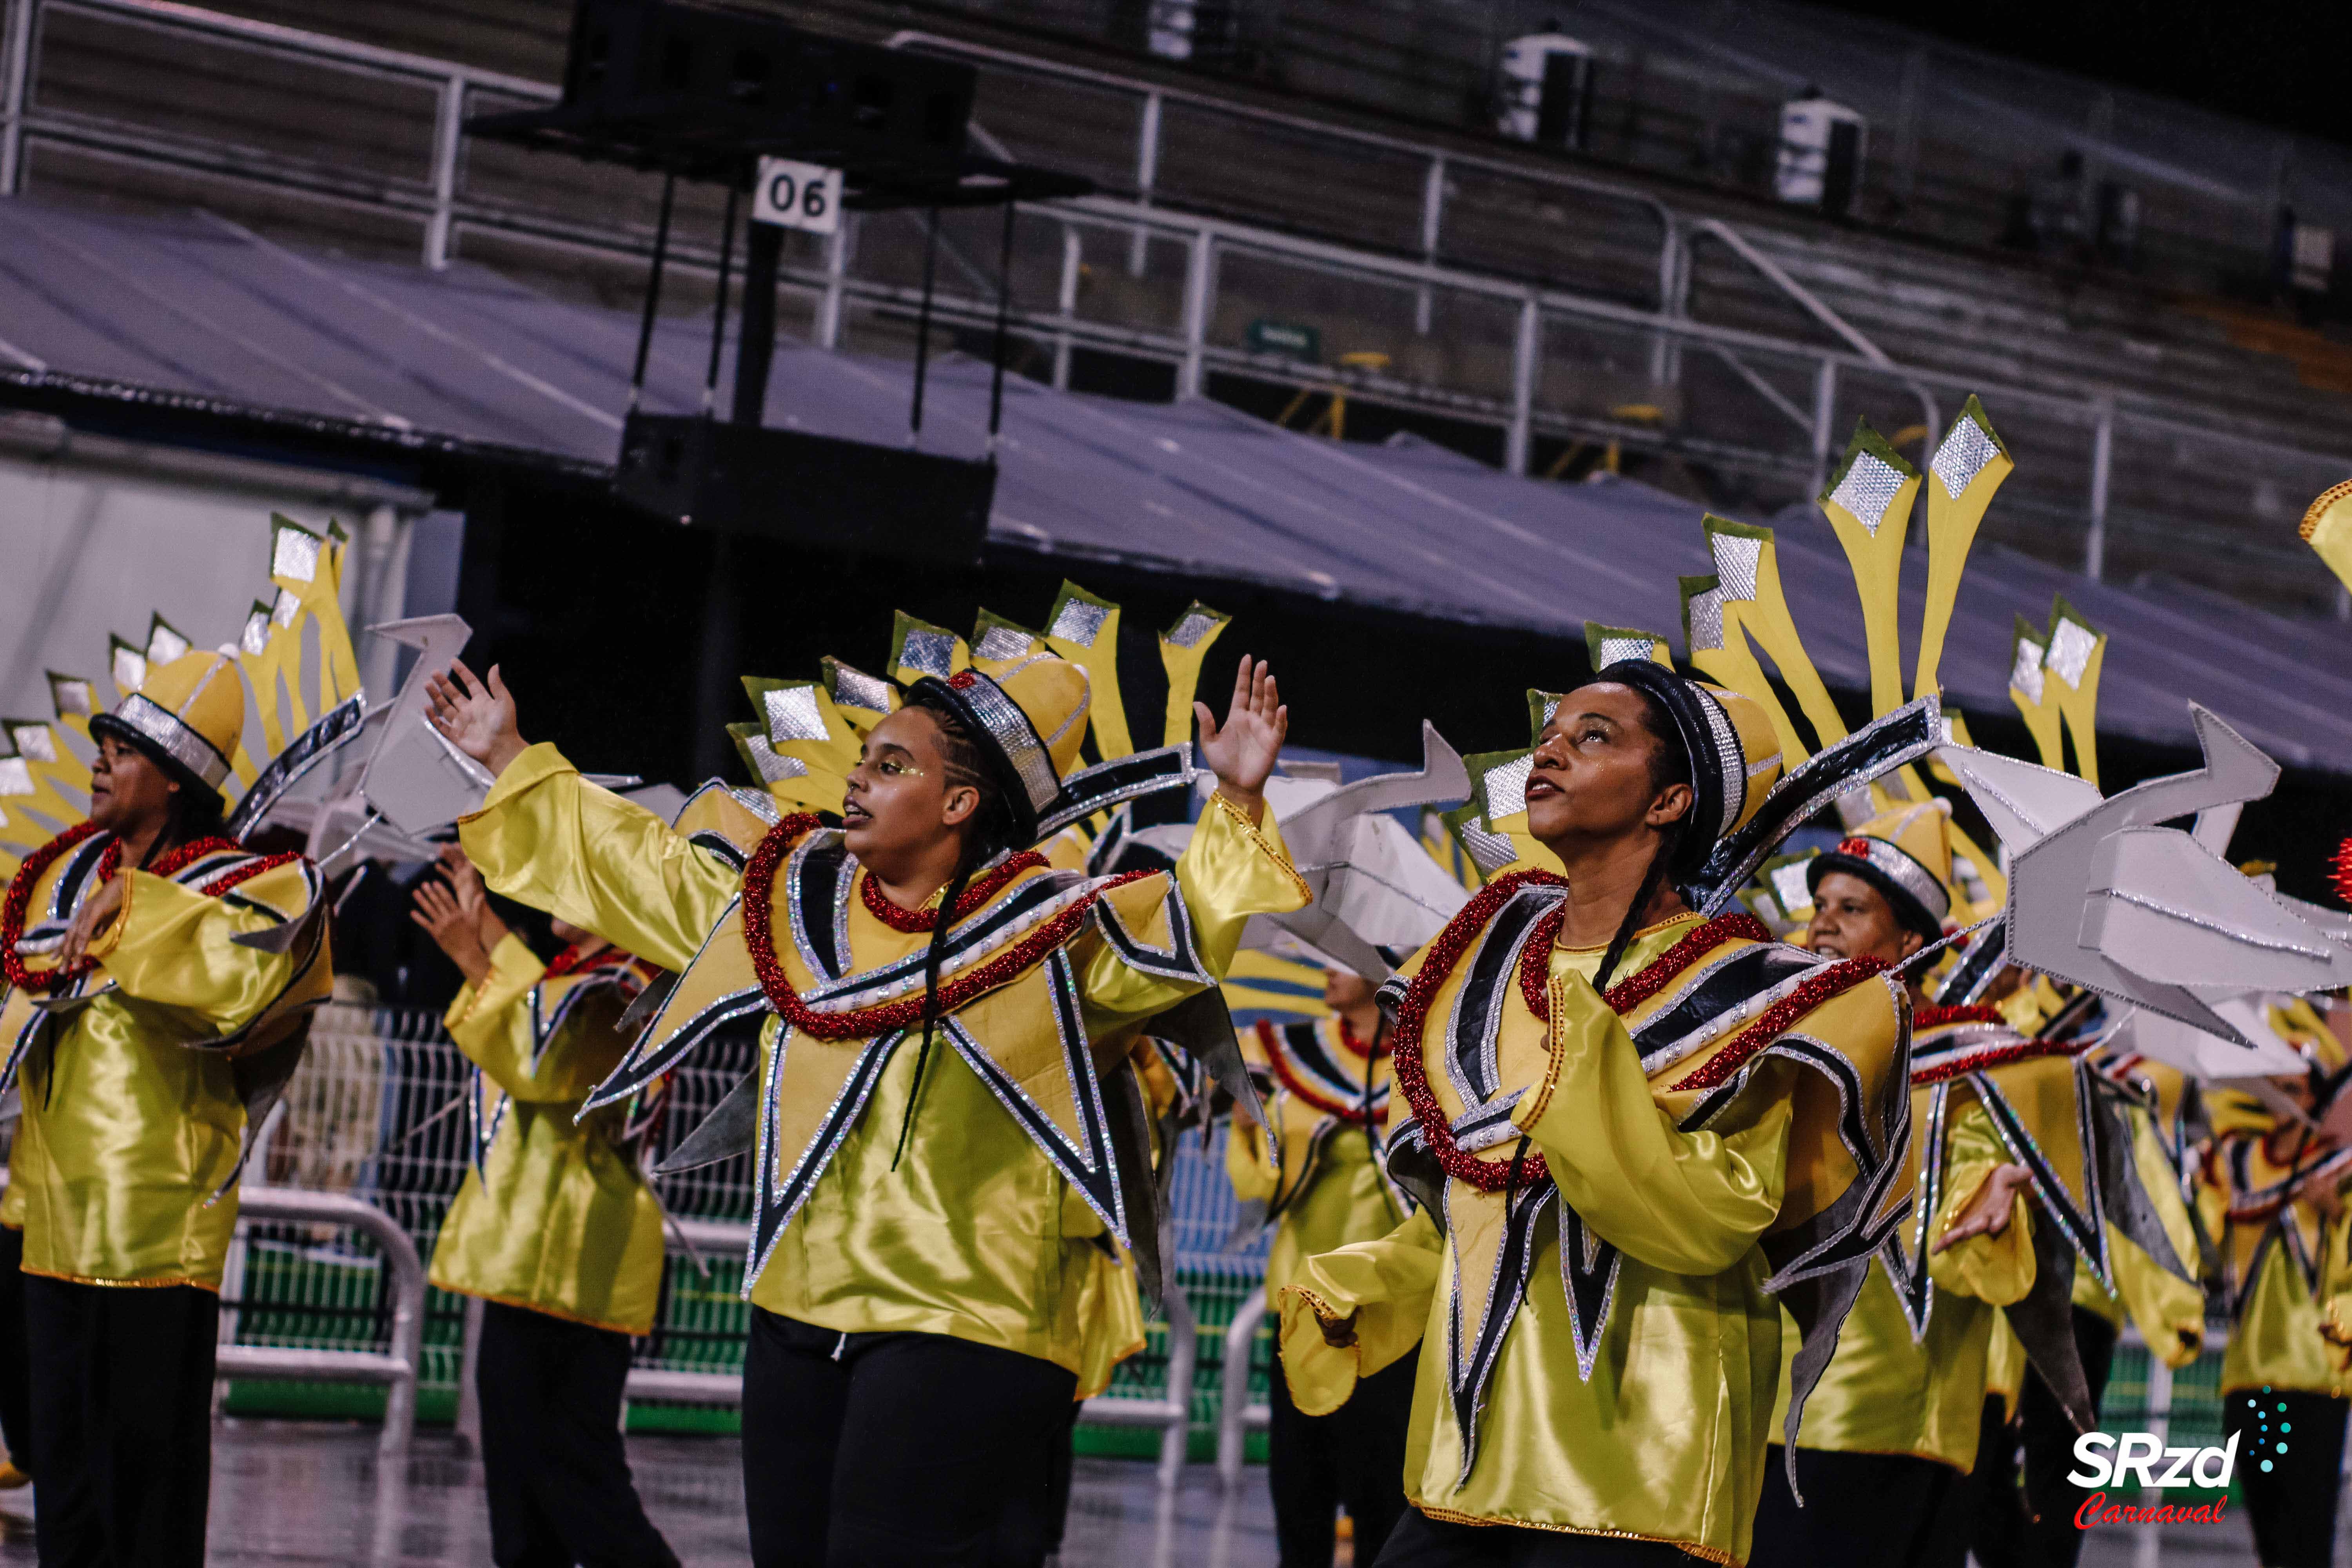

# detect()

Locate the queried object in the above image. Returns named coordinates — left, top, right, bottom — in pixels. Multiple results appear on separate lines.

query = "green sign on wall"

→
left=1246, top=318, right=1321, bottom=362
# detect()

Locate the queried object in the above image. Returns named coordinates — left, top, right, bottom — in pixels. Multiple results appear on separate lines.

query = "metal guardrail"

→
left=1216, top=1284, right=1270, bottom=1490
left=223, top=1183, right=427, bottom=1458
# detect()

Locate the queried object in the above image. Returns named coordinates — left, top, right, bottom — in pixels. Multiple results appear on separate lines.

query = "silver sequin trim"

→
left=899, top=630, right=957, bottom=679
left=1595, top=636, right=1653, bottom=667
left=1770, top=861, right=1813, bottom=914
left=0, top=759, right=32, bottom=797
left=1165, top=611, right=1220, bottom=650
left=830, top=664, right=892, bottom=716
left=742, top=734, right=808, bottom=784
left=2010, top=637, right=2046, bottom=703
left=146, top=622, right=189, bottom=665
left=1049, top=598, right=1111, bottom=648
left=1685, top=585, right=1727, bottom=653
left=271, top=588, right=300, bottom=629
left=9, top=725, right=55, bottom=764
left=1710, top=531, right=1762, bottom=603
left=1828, top=452, right=1906, bottom=535
left=49, top=677, right=92, bottom=718
left=2090, top=888, right=2340, bottom=961
left=112, top=647, right=146, bottom=693
left=1696, top=686, right=1746, bottom=840
left=108, top=692, right=230, bottom=788
left=953, top=671, right=1062, bottom=817
left=1460, top=820, right=1517, bottom=875
left=763, top=685, right=828, bottom=745
left=1838, top=835, right=1950, bottom=924
left=1930, top=416, right=1999, bottom=501
left=272, top=524, right=321, bottom=584
left=241, top=609, right=271, bottom=657
left=2046, top=619, right=2098, bottom=690
left=1483, top=754, right=1534, bottom=818
left=973, top=626, right=1035, bottom=661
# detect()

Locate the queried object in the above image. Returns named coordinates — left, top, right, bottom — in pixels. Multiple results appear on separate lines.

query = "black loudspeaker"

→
left=615, top=413, right=994, bottom=564
left=514, top=0, right=975, bottom=179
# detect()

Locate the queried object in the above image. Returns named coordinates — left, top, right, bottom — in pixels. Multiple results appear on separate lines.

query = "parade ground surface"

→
left=0, top=1420, right=2273, bottom=1566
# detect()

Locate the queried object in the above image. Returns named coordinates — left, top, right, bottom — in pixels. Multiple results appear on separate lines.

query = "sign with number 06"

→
left=753, top=158, right=843, bottom=235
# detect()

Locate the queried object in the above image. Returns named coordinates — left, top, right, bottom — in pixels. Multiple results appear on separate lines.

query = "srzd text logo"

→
left=2065, top=1431, right=2238, bottom=1529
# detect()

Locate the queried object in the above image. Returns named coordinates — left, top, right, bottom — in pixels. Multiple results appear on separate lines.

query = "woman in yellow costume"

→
left=0, top=648, right=330, bottom=1567
left=410, top=846, right=679, bottom=1568
left=425, top=627, right=1307, bottom=1568
left=1278, top=654, right=1938, bottom=1566
left=1230, top=964, right=1412, bottom=1566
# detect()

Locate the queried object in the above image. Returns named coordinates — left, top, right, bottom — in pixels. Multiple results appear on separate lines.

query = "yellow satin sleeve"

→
left=459, top=743, right=740, bottom=973
left=2223, top=1239, right=2348, bottom=1398
left=98, top=865, right=318, bottom=1038
left=446, top=936, right=618, bottom=1105
left=1226, top=1116, right=1279, bottom=1207
left=1928, top=1109, right=2036, bottom=1307
left=1510, top=968, right=1793, bottom=1276
left=1277, top=1207, right=1445, bottom=1416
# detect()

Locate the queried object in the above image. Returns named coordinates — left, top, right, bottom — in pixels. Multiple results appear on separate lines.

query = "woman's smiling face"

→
left=1523, top=682, right=1688, bottom=850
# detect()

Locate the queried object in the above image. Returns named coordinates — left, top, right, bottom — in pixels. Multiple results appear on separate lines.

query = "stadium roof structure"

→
left=5, top=198, right=2352, bottom=774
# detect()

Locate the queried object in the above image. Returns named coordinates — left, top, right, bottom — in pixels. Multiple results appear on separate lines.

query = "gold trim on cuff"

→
left=1209, top=792, right=1313, bottom=906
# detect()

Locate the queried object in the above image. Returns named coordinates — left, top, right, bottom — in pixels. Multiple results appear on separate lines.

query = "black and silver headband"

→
left=91, top=692, right=231, bottom=792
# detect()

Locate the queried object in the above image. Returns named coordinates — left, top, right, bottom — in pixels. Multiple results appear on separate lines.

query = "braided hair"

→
left=1590, top=681, right=1695, bottom=994
left=889, top=686, right=1020, bottom=1168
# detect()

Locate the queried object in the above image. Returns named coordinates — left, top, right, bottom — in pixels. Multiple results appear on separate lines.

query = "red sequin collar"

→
left=1911, top=1003, right=2007, bottom=1032
left=3, top=827, right=293, bottom=995
left=1389, top=872, right=1882, bottom=1193
left=858, top=852, right=1049, bottom=934
left=739, top=814, right=1145, bottom=1041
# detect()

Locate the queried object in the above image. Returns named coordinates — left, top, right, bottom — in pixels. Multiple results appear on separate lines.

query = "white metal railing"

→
left=2, top=0, right=2349, bottom=593
left=1216, top=1285, right=1269, bottom=1489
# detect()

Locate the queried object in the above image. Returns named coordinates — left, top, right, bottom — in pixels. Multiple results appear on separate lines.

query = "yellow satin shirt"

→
left=11, top=860, right=328, bottom=1290
left=1279, top=916, right=1902, bottom=1566
left=1771, top=1104, right=2033, bottom=1471
left=428, top=935, right=667, bottom=1335
left=1226, top=1018, right=1403, bottom=1305
left=460, top=744, right=1305, bottom=1376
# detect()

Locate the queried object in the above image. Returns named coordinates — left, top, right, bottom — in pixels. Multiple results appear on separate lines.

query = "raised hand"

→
left=1195, top=655, right=1287, bottom=824
left=1933, top=1161, right=2033, bottom=1252
left=425, top=660, right=526, bottom=777
left=437, top=844, right=508, bottom=954
left=411, top=871, right=494, bottom=985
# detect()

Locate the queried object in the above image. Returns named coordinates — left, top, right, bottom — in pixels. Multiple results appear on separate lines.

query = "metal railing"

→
left=1216, top=1285, right=1270, bottom=1489
left=2, top=0, right=2349, bottom=603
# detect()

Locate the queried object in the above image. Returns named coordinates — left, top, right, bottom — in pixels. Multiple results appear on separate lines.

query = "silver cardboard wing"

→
left=359, top=614, right=496, bottom=837
left=1943, top=704, right=2352, bottom=1052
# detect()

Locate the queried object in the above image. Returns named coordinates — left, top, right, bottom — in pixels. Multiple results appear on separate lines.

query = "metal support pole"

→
left=2087, top=396, right=2114, bottom=581
left=1130, top=89, right=1161, bottom=278
left=701, top=183, right=738, bottom=414
left=454, top=1295, right=485, bottom=1455
left=423, top=71, right=465, bottom=270
left=628, top=171, right=676, bottom=411
left=910, top=206, right=940, bottom=441
left=987, top=199, right=1016, bottom=450
left=1416, top=154, right=1445, bottom=335
left=2132, top=1348, right=2172, bottom=1568
left=1053, top=224, right=1081, bottom=392
left=815, top=212, right=849, bottom=351
left=731, top=217, right=782, bottom=425
left=1179, top=230, right=1214, bottom=399
left=0, top=0, right=40, bottom=197
left=1506, top=295, right=1539, bottom=476
left=1810, top=358, right=1839, bottom=494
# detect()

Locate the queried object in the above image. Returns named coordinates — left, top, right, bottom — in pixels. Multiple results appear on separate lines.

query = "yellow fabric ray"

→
left=887, top=611, right=971, bottom=689
left=1157, top=602, right=1231, bottom=751
left=1582, top=623, right=1672, bottom=675
left=1702, top=516, right=1848, bottom=751
left=1043, top=583, right=1134, bottom=764
left=2007, top=616, right=2066, bottom=770
left=1815, top=421, right=1920, bottom=721
left=2042, top=596, right=2107, bottom=789
left=1915, top=397, right=2014, bottom=702
left=1681, top=573, right=1809, bottom=767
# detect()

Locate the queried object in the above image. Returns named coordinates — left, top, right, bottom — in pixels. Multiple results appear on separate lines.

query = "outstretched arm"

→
left=431, top=661, right=737, bottom=973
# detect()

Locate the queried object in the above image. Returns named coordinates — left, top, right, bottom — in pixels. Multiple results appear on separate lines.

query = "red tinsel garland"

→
left=1662, top=955, right=1890, bottom=1092
left=1389, top=872, right=1779, bottom=1193
left=542, top=942, right=640, bottom=981
left=858, top=852, right=1049, bottom=933
left=1259, top=1018, right=1385, bottom=1123
left=1911, top=1003, right=2007, bottom=1033
left=739, top=812, right=1148, bottom=1042
left=1911, top=1033, right=2082, bottom=1085
left=1335, top=1015, right=1383, bottom=1060
left=2332, top=837, right=2352, bottom=909
left=3, top=829, right=294, bottom=994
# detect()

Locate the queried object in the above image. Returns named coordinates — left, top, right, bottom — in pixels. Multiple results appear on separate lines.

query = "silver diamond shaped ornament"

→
left=1049, top=598, right=1112, bottom=648
left=2046, top=620, right=2098, bottom=690
left=1827, top=451, right=1906, bottom=535
left=1930, top=416, right=2000, bottom=501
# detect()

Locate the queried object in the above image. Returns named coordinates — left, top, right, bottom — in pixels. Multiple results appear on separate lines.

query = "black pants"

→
left=1917, top=1397, right=2015, bottom=1568
left=1375, top=1507, right=1704, bottom=1565
left=475, top=1300, right=676, bottom=1568
left=0, top=1226, right=31, bottom=1476
left=2228, top=1387, right=2348, bottom=1568
left=2000, top=1306, right=2117, bottom=1568
left=1748, top=1445, right=1957, bottom=1568
left=1269, top=1341, right=1416, bottom=1568
left=741, top=1308, right=1080, bottom=1568
left=24, top=1273, right=217, bottom=1568
left=988, top=1395, right=1082, bottom=1568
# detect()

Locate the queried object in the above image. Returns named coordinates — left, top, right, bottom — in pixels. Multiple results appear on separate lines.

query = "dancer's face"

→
left=841, top=707, right=980, bottom=870
left=1806, top=871, right=1924, bottom=964
left=1523, top=682, right=1691, bottom=855
left=87, top=734, right=179, bottom=836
